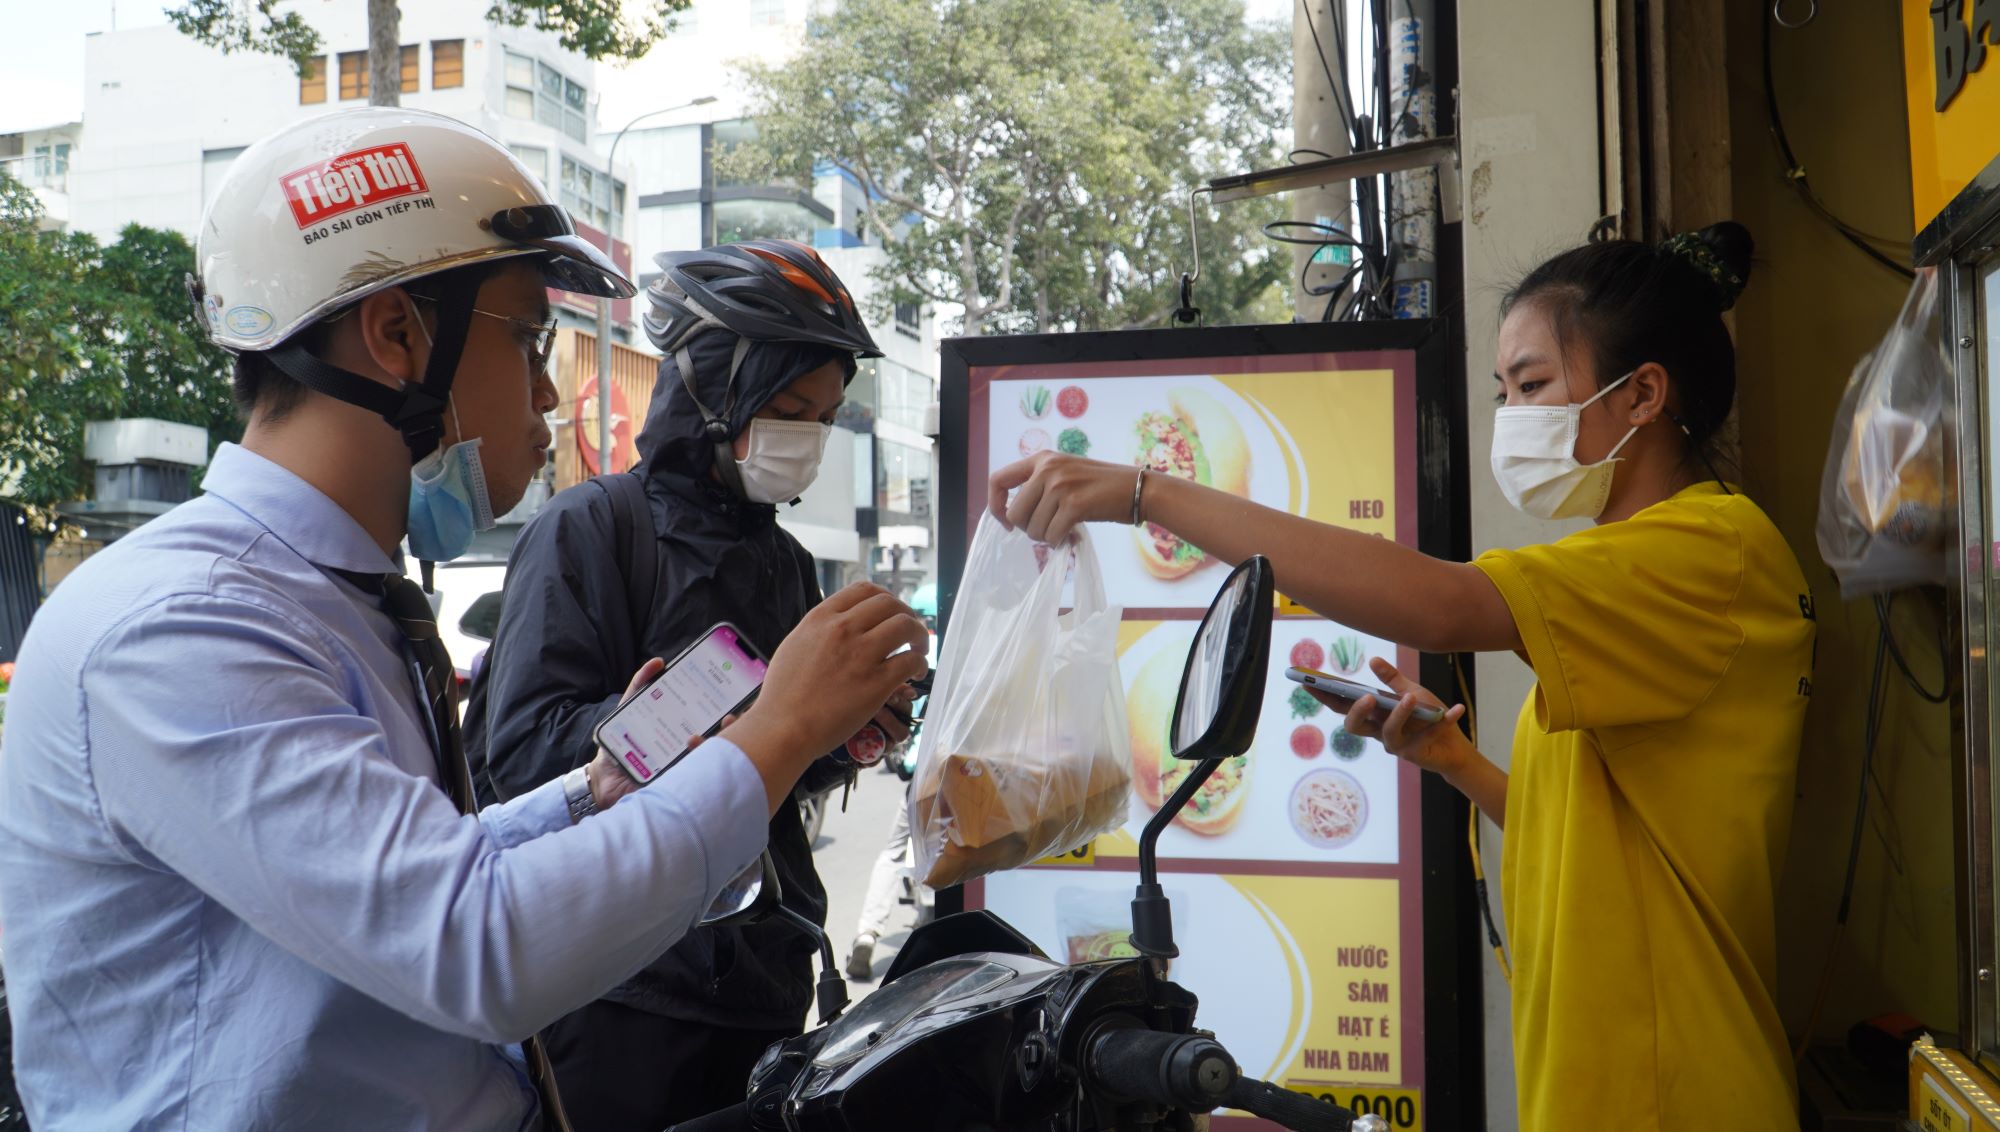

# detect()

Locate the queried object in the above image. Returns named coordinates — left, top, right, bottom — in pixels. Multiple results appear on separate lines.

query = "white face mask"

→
left=1490, top=371, right=1640, bottom=520
left=734, top=417, right=831, bottom=504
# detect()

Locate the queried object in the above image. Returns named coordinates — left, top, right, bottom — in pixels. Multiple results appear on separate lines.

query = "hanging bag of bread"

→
left=1816, top=266, right=1950, bottom=596
left=910, top=514, right=1131, bottom=889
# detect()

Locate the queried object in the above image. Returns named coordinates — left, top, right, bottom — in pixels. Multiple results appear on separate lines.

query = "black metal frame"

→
left=1927, top=156, right=2000, bottom=1075
left=934, top=317, right=1480, bottom=1130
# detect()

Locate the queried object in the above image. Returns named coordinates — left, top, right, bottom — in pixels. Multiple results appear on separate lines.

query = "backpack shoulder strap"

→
left=591, top=471, right=660, bottom=636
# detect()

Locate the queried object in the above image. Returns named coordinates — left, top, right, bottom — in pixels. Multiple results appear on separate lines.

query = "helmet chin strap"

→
left=265, top=279, right=480, bottom=466
left=677, top=337, right=755, bottom=499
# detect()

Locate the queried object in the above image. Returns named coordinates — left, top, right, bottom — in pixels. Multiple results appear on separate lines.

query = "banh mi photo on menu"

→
left=1131, top=388, right=1250, bottom=580
left=1126, top=644, right=1249, bottom=835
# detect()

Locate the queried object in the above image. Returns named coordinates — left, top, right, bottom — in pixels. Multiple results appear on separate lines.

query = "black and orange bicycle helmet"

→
left=645, top=238, right=883, bottom=500
left=645, top=238, right=882, bottom=361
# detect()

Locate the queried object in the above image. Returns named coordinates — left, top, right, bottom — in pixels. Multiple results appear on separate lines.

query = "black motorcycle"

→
left=674, top=556, right=1385, bottom=1132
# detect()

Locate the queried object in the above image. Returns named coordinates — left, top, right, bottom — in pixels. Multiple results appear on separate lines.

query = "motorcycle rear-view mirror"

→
left=700, top=850, right=782, bottom=928
left=1167, top=558, right=1269, bottom=762
left=1131, top=555, right=1273, bottom=959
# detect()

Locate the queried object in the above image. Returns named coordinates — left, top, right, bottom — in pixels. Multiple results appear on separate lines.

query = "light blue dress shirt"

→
left=0, top=444, right=771, bottom=1130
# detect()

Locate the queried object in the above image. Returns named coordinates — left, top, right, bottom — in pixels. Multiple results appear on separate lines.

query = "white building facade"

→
left=0, top=121, right=82, bottom=231
left=15, top=0, right=936, bottom=594
left=64, top=0, right=634, bottom=336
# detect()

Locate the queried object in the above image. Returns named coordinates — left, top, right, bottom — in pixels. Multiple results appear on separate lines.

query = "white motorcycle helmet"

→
left=189, top=106, right=634, bottom=464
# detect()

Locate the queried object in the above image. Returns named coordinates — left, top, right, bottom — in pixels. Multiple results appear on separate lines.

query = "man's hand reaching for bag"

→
left=724, top=583, right=930, bottom=814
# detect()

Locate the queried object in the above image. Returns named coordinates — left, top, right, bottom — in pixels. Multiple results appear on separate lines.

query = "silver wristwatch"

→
left=563, top=765, right=599, bottom=824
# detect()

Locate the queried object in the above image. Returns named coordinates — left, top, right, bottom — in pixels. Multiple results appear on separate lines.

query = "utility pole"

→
left=1387, top=0, right=1438, bottom=319
left=1293, top=0, right=1353, bottom=322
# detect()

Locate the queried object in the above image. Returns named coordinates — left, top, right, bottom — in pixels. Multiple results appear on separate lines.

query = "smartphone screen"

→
left=598, top=625, right=767, bottom=783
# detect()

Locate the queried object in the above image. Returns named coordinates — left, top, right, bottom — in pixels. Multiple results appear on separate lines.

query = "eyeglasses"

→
left=470, top=307, right=559, bottom=374
left=410, top=294, right=559, bottom=374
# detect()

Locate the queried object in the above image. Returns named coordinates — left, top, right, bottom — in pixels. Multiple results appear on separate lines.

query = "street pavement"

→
left=809, top=762, right=918, bottom=1006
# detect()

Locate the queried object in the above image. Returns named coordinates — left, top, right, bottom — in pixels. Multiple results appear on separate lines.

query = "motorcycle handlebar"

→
left=1084, top=1028, right=1382, bottom=1132
left=1223, top=1076, right=1381, bottom=1132
left=1085, top=1027, right=1236, bottom=1111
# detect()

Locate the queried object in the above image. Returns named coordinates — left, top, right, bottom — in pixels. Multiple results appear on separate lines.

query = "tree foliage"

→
left=726, top=0, right=1290, bottom=335
left=0, top=171, right=238, bottom=520
left=167, top=0, right=693, bottom=81
left=166, top=0, right=321, bottom=77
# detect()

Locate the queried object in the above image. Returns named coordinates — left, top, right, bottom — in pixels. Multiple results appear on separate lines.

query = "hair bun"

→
left=1661, top=221, right=1754, bottom=311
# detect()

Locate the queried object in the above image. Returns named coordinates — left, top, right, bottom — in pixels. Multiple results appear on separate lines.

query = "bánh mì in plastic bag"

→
left=909, top=515, right=1131, bottom=889
left=1816, top=266, right=1951, bottom=597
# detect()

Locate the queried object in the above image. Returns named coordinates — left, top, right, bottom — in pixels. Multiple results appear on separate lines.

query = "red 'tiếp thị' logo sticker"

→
left=280, top=142, right=429, bottom=228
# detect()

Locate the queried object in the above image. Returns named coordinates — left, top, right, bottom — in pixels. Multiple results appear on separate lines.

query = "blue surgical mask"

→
left=407, top=434, right=495, bottom=562
left=404, top=301, right=497, bottom=562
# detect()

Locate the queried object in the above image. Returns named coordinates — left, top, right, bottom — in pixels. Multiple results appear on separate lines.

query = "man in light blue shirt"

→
left=0, top=108, right=927, bottom=1131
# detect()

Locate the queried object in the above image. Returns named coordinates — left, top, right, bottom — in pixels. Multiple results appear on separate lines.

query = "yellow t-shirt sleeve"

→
left=1472, top=505, right=1748, bottom=733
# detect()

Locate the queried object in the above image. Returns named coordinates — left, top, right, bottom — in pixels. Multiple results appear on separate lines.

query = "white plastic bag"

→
left=910, top=515, right=1131, bottom=889
left=1816, top=266, right=1951, bottom=597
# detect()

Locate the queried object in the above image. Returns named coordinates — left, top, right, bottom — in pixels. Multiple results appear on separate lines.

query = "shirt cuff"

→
left=625, top=736, right=770, bottom=900
left=475, top=775, right=572, bottom=850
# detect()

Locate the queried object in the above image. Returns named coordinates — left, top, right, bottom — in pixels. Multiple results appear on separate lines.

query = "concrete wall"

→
left=1722, top=2, right=1958, bottom=1046
left=1456, top=3, right=1609, bottom=1126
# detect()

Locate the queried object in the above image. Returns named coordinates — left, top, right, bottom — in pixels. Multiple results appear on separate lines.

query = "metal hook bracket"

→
left=1173, top=187, right=1214, bottom=326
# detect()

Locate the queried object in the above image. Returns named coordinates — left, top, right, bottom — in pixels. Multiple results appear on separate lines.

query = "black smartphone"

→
left=1285, top=667, right=1445, bottom=725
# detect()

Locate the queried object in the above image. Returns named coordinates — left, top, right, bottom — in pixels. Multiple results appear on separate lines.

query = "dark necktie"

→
left=332, top=568, right=573, bottom=1132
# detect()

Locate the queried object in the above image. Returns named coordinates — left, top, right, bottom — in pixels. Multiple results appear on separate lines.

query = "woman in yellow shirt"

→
left=988, top=222, right=1815, bottom=1131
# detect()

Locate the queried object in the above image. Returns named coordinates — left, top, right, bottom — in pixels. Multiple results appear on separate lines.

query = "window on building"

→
left=508, top=144, right=548, bottom=187
left=894, top=301, right=920, bottom=339
left=877, top=439, right=932, bottom=517
left=598, top=174, right=623, bottom=237
left=563, top=77, right=587, bottom=142
left=714, top=198, right=814, bottom=246
left=338, top=51, right=368, bottom=100
left=635, top=202, right=702, bottom=265
left=505, top=50, right=535, bottom=119
left=751, top=0, right=786, bottom=25
left=33, top=143, right=73, bottom=178
left=536, top=62, right=564, bottom=129
left=504, top=51, right=587, bottom=142
left=711, top=120, right=796, bottom=190
left=400, top=44, right=419, bottom=94
left=711, top=120, right=751, bottom=168
left=431, top=40, right=463, bottom=89
left=299, top=55, right=327, bottom=104
left=559, top=155, right=619, bottom=232
left=627, top=124, right=702, bottom=193
left=874, top=359, right=932, bottom=433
